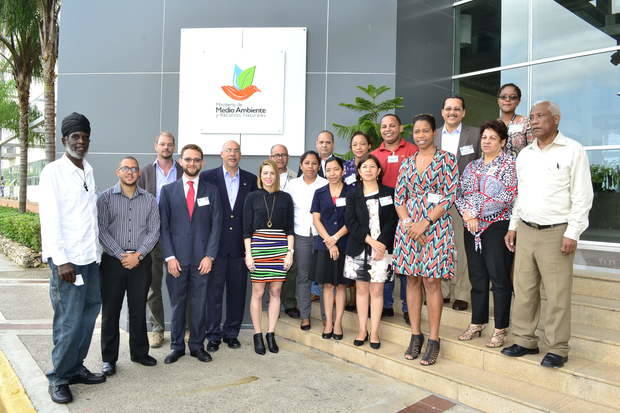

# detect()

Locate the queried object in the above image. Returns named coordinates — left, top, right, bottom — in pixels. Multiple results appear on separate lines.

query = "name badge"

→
left=486, top=166, right=498, bottom=176
left=336, top=197, right=346, bottom=207
left=460, top=145, right=474, bottom=156
left=379, top=196, right=393, bottom=206
left=427, top=193, right=442, bottom=204
left=508, top=123, right=524, bottom=134
left=344, top=174, right=357, bottom=186
left=197, top=196, right=210, bottom=207
left=387, top=155, right=399, bottom=163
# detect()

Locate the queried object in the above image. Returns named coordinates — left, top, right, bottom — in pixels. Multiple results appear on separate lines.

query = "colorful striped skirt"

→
left=250, top=229, right=288, bottom=283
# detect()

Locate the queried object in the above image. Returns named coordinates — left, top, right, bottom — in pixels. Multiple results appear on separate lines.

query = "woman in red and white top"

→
left=455, top=120, right=517, bottom=348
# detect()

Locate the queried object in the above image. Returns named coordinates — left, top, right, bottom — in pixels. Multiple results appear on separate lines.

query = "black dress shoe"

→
left=49, top=384, right=73, bottom=404
left=101, top=362, right=116, bottom=376
left=369, top=341, right=381, bottom=350
left=265, top=332, right=279, bottom=353
left=381, top=308, right=394, bottom=318
left=322, top=331, right=333, bottom=339
left=131, top=355, right=157, bottom=366
left=403, top=311, right=410, bottom=325
left=164, top=350, right=185, bottom=364
left=501, top=344, right=540, bottom=357
left=300, top=320, right=311, bottom=331
left=285, top=308, right=301, bottom=319
left=353, top=333, right=369, bottom=346
left=332, top=332, right=343, bottom=340
left=253, top=333, right=266, bottom=355
left=206, top=341, right=220, bottom=352
left=190, top=348, right=213, bottom=362
left=223, top=337, right=241, bottom=349
left=452, top=300, right=469, bottom=311
left=68, top=367, right=106, bottom=385
left=541, top=352, right=568, bottom=368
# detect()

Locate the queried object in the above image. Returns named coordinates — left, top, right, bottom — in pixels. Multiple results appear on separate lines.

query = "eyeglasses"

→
left=182, top=157, right=202, bottom=163
left=223, top=148, right=240, bottom=154
left=118, top=166, right=139, bottom=173
left=498, top=95, right=519, bottom=101
left=271, top=153, right=288, bottom=159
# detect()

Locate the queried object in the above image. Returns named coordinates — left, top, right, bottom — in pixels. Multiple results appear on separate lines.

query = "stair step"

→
left=311, top=303, right=620, bottom=408
left=275, top=315, right=617, bottom=413
left=573, top=269, right=620, bottom=300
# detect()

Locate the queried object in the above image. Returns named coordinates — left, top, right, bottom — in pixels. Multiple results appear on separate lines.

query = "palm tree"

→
left=0, top=0, right=41, bottom=212
left=37, top=0, right=61, bottom=163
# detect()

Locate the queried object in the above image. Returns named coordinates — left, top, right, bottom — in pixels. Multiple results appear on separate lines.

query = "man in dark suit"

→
left=159, top=143, right=222, bottom=364
left=201, top=140, right=257, bottom=351
left=315, top=130, right=343, bottom=178
left=137, top=131, right=183, bottom=348
left=433, top=96, right=481, bottom=311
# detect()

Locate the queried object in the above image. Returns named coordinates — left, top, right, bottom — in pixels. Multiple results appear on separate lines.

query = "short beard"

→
left=66, top=146, right=86, bottom=160
left=183, top=167, right=199, bottom=178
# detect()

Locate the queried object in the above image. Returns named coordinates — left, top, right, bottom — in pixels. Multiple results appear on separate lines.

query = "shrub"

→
left=0, top=207, right=41, bottom=251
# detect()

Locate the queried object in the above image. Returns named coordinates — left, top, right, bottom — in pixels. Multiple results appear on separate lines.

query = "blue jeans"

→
left=47, top=259, right=101, bottom=385
left=383, top=275, right=408, bottom=312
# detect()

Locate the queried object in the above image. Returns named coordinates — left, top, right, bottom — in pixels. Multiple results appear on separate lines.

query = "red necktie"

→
left=186, top=181, right=195, bottom=219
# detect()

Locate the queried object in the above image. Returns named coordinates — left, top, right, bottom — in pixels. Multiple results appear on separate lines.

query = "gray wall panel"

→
left=328, top=0, right=397, bottom=73
left=58, top=0, right=164, bottom=73
left=161, top=0, right=328, bottom=73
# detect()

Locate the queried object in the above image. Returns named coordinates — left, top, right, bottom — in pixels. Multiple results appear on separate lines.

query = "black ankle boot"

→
left=265, top=332, right=279, bottom=353
left=253, top=333, right=266, bottom=355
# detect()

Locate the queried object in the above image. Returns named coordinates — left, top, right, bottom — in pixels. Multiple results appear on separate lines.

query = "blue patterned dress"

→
left=392, top=150, right=458, bottom=279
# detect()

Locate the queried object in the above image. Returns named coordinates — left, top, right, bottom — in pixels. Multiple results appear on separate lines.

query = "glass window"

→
left=454, top=67, right=529, bottom=127
left=533, top=0, right=619, bottom=60
left=583, top=148, right=620, bottom=243
left=455, top=0, right=529, bottom=75
left=531, top=52, right=620, bottom=147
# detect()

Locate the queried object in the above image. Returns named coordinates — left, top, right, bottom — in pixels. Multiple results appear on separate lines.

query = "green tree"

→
left=0, top=78, right=43, bottom=144
left=332, top=85, right=409, bottom=154
left=0, top=0, right=41, bottom=212
left=37, top=0, right=61, bottom=163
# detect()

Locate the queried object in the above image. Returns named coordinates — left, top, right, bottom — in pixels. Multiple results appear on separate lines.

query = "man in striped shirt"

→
left=97, top=156, right=160, bottom=376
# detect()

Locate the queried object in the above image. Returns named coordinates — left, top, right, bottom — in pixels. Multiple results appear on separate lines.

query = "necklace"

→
left=263, top=193, right=276, bottom=228
left=78, top=169, right=89, bottom=191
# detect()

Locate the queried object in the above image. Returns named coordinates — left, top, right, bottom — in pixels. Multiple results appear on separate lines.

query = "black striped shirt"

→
left=97, top=183, right=160, bottom=259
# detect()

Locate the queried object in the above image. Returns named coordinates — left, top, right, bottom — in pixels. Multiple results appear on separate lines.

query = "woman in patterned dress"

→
left=455, top=120, right=517, bottom=348
left=497, top=83, right=532, bottom=157
left=344, top=154, right=398, bottom=349
left=243, top=160, right=294, bottom=355
left=343, top=131, right=371, bottom=187
left=392, top=113, right=458, bottom=365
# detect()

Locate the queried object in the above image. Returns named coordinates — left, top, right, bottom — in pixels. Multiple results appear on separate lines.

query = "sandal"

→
left=420, top=339, right=440, bottom=366
left=486, top=328, right=507, bottom=348
left=458, top=323, right=486, bottom=341
left=404, top=334, right=424, bottom=360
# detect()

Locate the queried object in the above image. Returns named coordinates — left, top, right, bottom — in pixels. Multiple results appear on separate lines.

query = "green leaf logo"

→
left=237, top=66, right=256, bottom=90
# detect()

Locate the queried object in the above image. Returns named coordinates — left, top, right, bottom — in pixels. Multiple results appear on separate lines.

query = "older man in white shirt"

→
left=501, top=101, right=593, bottom=369
left=39, top=113, right=106, bottom=404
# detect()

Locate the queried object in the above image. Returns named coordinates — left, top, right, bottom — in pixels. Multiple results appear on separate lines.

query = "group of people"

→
left=39, top=82, right=594, bottom=405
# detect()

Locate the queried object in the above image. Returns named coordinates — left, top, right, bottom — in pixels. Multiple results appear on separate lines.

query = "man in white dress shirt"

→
left=39, top=113, right=106, bottom=404
left=502, top=101, right=593, bottom=368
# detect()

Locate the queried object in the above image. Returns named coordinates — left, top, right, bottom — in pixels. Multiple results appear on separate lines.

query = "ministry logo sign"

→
left=221, top=65, right=261, bottom=101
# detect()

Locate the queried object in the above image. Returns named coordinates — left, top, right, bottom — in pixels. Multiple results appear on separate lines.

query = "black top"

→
left=243, top=189, right=294, bottom=238
left=344, top=183, right=398, bottom=257
left=310, top=184, right=351, bottom=251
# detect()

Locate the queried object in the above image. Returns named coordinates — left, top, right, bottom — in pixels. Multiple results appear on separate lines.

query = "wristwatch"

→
left=138, top=254, right=144, bottom=261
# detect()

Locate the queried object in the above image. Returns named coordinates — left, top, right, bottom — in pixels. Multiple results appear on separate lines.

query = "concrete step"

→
left=275, top=314, right=617, bottom=413
left=310, top=304, right=620, bottom=409
left=573, top=269, right=620, bottom=300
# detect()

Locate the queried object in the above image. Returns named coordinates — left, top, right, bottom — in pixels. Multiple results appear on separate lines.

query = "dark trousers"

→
left=100, top=253, right=151, bottom=362
left=464, top=220, right=514, bottom=329
left=147, top=243, right=165, bottom=332
left=166, top=265, right=208, bottom=352
left=206, top=256, right=247, bottom=342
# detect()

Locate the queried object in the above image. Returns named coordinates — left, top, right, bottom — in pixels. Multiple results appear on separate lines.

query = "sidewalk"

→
left=0, top=254, right=479, bottom=413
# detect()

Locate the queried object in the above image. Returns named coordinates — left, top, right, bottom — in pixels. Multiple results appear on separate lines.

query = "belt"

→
left=521, top=219, right=566, bottom=230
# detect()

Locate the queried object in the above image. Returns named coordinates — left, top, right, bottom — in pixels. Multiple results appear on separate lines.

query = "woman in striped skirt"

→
left=243, top=160, right=295, bottom=355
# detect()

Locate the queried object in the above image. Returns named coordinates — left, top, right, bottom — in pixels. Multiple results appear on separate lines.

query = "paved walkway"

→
left=0, top=255, right=479, bottom=413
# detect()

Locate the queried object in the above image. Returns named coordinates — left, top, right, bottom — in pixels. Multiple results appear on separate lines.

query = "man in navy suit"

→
left=201, top=140, right=257, bottom=351
left=159, top=144, right=222, bottom=364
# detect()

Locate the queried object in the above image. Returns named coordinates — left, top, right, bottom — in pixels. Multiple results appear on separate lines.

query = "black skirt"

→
left=310, top=249, right=353, bottom=286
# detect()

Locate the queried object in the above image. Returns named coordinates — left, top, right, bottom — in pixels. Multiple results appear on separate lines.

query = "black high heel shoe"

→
left=253, top=333, right=266, bottom=355
left=322, top=331, right=333, bottom=339
left=353, top=333, right=369, bottom=347
left=369, top=340, right=381, bottom=349
left=265, top=332, right=279, bottom=353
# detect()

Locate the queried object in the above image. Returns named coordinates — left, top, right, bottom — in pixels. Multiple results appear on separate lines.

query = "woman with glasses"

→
left=243, top=160, right=295, bottom=355
left=497, top=83, right=532, bottom=158
left=343, top=131, right=372, bottom=187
